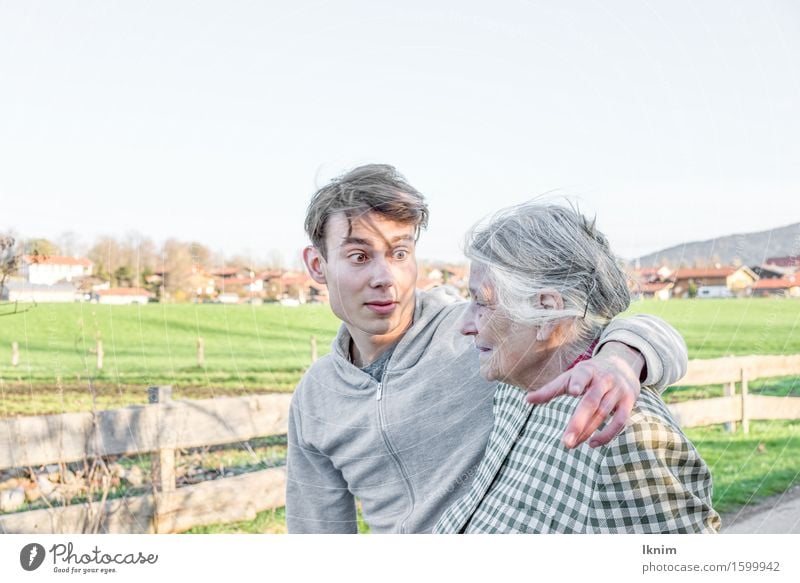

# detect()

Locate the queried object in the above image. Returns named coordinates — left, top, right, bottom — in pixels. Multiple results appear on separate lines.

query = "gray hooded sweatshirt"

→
left=286, top=290, right=687, bottom=533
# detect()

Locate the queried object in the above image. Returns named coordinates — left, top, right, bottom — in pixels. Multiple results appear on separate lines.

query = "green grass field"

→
left=1, top=297, right=799, bottom=530
left=1, top=298, right=798, bottom=408
left=0, top=302, right=341, bottom=414
left=625, top=297, right=800, bottom=359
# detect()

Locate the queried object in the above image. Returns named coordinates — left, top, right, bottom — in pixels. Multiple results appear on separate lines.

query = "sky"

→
left=1, top=0, right=798, bottom=266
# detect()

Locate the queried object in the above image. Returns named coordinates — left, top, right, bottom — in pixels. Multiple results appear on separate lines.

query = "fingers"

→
left=566, top=366, right=595, bottom=397
left=524, top=365, right=595, bottom=405
left=524, top=369, right=571, bottom=404
left=587, top=389, right=637, bottom=447
left=568, top=389, right=620, bottom=448
left=561, top=382, right=615, bottom=448
left=523, top=359, right=640, bottom=449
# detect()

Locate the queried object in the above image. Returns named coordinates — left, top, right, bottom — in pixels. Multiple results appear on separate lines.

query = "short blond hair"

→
left=304, top=164, right=429, bottom=258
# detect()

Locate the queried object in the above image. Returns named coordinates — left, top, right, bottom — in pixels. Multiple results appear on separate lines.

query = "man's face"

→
left=311, top=211, right=418, bottom=343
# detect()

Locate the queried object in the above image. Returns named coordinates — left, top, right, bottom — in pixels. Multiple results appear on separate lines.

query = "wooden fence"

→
left=0, top=389, right=291, bottom=534
left=1, top=354, right=799, bottom=534
left=669, top=354, right=800, bottom=433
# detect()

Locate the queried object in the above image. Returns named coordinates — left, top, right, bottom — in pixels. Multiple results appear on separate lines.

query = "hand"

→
left=524, top=342, right=643, bottom=449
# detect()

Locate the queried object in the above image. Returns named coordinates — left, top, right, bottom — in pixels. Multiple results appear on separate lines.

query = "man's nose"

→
left=369, top=257, right=395, bottom=288
left=460, top=307, right=478, bottom=336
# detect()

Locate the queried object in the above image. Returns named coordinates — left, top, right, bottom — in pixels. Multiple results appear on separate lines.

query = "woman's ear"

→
left=302, top=246, right=327, bottom=285
left=537, top=290, right=564, bottom=311
left=534, top=290, right=565, bottom=342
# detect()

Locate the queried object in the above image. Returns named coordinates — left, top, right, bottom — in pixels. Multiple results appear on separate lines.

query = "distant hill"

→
left=633, top=222, right=800, bottom=268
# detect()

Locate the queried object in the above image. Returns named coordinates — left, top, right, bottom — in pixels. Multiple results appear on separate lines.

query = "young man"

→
left=286, top=164, right=688, bottom=533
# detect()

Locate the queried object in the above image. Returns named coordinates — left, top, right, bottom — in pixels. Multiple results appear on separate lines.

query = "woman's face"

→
left=460, top=262, right=554, bottom=386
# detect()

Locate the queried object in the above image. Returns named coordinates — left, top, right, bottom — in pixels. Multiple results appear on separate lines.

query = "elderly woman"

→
left=435, top=202, right=720, bottom=534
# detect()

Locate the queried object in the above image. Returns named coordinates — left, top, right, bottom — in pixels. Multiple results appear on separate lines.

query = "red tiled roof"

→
left=280, top=272, right=312, bottom=286
left=638, top=282, right=673, bottom=293
left=753, top=277, right=798, bottom=290
left=218, top=277, right=257, bottom=286
left=210, top=267, right=241, bottom=277
left=766, top=256, right=800, bottom=267
left=258, top=269, right=283, bottom=279
left=23, top=255, right=92, bottom=267
left=96, top=287, right=151, bottom=296
left=671, top=267, right=737, bottom=279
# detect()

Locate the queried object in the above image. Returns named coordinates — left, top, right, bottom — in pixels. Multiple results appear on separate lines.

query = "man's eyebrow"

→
left=341, top=236, right=372, bottom=247
left=340, top=235, right=414, bottom=246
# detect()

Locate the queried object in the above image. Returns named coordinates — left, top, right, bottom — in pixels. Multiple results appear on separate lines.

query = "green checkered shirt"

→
left=435, top=384, right=720, bottom=533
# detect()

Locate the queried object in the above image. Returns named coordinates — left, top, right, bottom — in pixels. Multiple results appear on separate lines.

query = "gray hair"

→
left=465, top=201, right=631, bottom=341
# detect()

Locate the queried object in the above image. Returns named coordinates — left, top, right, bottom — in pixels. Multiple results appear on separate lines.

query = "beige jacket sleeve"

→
left=596, top=314, right=688, bottom=392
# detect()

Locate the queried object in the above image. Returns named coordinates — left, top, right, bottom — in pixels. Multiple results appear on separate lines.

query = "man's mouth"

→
left=365, top=300, right=397, bottom=315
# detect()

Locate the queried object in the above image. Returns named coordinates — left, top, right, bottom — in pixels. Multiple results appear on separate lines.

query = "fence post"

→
left=96, top=339, right=103, bottom=370
left=740, top=368, right=749, bottom=435
left=310, top=335, right=318, bottom=363
left=723, top=380, right=736, bottom=433
left=148, top=385, right=176, bottom=532
left=148, top=385, right=176, bottom=493
left=11, top=341, right=19, bottom=367
left=196, top=337, right=205, bottom=367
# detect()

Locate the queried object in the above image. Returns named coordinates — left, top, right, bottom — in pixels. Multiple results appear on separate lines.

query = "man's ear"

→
left=303, top=246, right=327, bottom=285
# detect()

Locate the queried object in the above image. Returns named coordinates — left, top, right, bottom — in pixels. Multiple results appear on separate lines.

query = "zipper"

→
left=375, top=370, right=416, bottom=533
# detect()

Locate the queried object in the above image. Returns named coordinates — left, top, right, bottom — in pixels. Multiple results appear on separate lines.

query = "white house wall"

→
left=27, top=263, right=91, bottom=285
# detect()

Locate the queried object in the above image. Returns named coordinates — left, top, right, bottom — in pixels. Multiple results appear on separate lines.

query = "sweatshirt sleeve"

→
left=285, top=390, right=357, bottom=534
left=596, top=314, right=688, bottom=392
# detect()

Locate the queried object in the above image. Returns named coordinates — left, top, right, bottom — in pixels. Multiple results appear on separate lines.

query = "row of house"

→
left=630, top=256, right=800, bottom=300
left=0, top=256, right=323, bottom=305
left=2, top=254, right=475, bottom=305
left=13, top=250, right=798, bottom=305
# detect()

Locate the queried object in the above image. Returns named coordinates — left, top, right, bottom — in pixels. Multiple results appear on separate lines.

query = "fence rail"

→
left=1, top=354, right=799, bottom=534
left=668, top=354, right=800, bottom=433
left=675, top=354, right=800, bottom=386
left=0, top=393, right=291, bottom=470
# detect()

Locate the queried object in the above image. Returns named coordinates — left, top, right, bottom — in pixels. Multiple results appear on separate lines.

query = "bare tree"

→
left=56, top=231, right=85, bottom=257
left=88, top=236, right=122, bottom=283
left=0, top=236, right=19, bottom=291
left=160, top=239, right=194, bottom=301
left=0, top=236, right=32, bottom=316
left=23, top=237, right=60, bottom=256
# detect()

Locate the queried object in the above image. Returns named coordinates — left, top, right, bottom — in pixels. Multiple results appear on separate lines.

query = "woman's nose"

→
left=460, top=307, right=478, bottom=336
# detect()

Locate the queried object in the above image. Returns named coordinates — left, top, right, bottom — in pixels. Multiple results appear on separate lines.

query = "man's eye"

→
left=393, top=249, right=408, bottom=261
left=349, top=253, right=368, bottom=264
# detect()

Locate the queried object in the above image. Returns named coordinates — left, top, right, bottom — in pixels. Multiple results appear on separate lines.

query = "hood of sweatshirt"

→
left=328, top=287, right=463, bottom=390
